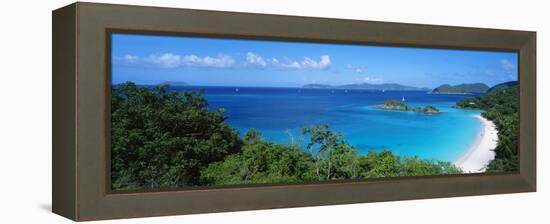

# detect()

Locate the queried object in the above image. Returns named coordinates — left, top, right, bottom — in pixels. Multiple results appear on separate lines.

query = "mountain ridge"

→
left=431, top=83, right=489, bottom=94
left=302, top=82, right=430, bottom=91
left=487, top=81, right=518, bottom=93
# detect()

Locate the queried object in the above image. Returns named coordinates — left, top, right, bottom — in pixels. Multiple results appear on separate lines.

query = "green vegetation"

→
left=432, top=83, right=489, bottom=94
left=423, top=105, right=440, bottom=113
left=377, top=100, right=439, bottom=114
left=383, top=100, right=407, bottom=107
left=377, top=100, right=407, bottom=110
left=202, top=125, right=461, bottom=186
left=201, top=135, right=317, bottom=185
left=112, top=82, right=462, bottom=190
left=410, top=105, right=440, bottom=114
left=111, top=82, right=242, bottom=190
left=159, top=81, right=188, bottom=86
left=486, top=81, right=517, bottom=93
left=456, top=83, right=518, bottom=172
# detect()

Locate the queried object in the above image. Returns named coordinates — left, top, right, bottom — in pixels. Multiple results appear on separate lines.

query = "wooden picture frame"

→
left=52, top=2, right=536, bottom=221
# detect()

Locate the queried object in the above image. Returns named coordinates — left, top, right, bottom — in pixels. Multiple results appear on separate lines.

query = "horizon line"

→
left=112, top=80, right=517, bottom=89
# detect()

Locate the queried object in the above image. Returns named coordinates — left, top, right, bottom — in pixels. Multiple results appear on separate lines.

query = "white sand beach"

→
left=454, top=114, right=498, bottom=173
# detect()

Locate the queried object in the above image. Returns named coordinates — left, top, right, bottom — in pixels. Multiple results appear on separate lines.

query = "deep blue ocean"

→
left=170, top=86, right=482, bottom=162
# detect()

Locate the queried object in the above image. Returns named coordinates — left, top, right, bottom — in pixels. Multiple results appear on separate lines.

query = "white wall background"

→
left=0, top=0, right=547, bottom=223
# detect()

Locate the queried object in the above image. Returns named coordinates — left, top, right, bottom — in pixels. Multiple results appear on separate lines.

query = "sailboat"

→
left=235, top=88, right=239, bottom=92
left=402, top=96, right=405, bottom=102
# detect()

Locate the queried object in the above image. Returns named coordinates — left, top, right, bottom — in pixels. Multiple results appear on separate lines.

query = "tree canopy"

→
left=456, top=85, right=518, bottom=172
left=201, top=125, right=462, bottom=186
left=111, top=82, right=242, bottom=190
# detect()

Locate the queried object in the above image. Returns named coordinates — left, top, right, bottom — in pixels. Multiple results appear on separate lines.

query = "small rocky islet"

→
left=376, top=100, right=440, bottom=114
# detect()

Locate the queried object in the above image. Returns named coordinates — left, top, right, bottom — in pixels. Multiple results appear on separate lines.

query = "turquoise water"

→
left=173, top=86, right=482, bottom=162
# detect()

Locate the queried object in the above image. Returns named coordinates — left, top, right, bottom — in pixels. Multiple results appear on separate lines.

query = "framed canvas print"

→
left=52, top=2, right=536, bottom=221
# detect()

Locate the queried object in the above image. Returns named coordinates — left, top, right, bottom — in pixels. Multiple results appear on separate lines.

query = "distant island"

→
left=430, top=83, right=489, bottom=94
left=486, top=81, right=517, bottom=93
left=302, top=82, right=430, bottom=91
left=376, top=100, right=440, bottom=114
left=159, top=81, right=188, bottom=86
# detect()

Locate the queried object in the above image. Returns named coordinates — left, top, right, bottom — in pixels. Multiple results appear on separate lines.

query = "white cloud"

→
left=245, top=52, right=267, bottom=67
left=146, top=53, right=182, bottom=68
left=189, top=54, right=235, bottom=68
left=113, top=54, right=140, bottom=65
left=131, top=53, right=236, bottom=69
left=279, top=55, right=331, bottom=70
left=500, top=59, right=515, bottom=70
left=115, top=52, right=330, bottom=70
left=371, top=78, right=384, bottom=83
left=361, top=76, right=384, bottom=84
left=123, top=54, right=139, bottom=63
left=280, top=60, right=301, bottom=69
left=319, top=55, right=331, bottom=68
left=346, top=64, right=367, bottom=73
left=244, top=52, right=331, bottom=70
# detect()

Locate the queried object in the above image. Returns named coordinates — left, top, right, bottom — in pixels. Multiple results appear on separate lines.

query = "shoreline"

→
left=454, top=114, right=498, bottom=173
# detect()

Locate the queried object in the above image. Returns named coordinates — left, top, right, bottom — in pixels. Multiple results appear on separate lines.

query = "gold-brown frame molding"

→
left=52, top=2, right=536, bottom=221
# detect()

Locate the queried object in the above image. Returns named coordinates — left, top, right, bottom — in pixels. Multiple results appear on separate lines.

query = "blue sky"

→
left=112, top=33, right=518, bottom=88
